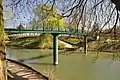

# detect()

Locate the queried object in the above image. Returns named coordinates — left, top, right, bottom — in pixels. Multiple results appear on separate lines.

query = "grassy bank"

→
left=7, top=34, right=65, bottom=49
left=88, top=39, right=120, bottom=52
left=6, top=34, right=120, bottom=52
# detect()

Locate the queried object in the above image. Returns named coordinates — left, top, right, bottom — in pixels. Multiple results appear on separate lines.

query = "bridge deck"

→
left=5, top=28, right=69, bottom=34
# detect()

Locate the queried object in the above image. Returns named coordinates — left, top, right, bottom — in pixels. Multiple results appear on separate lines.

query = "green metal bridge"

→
left=5, top=27, right=87, bottom=65
left=5, top=28, right=86, bottom=35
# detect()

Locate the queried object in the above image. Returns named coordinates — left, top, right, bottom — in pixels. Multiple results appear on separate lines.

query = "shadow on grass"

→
left=26, top=62, right=53, bottom=66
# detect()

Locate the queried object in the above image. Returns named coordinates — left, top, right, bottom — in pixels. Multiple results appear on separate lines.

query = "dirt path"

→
left=7, top=59, right=48, bottom=80
left=59, top=40, right=73, bottom=48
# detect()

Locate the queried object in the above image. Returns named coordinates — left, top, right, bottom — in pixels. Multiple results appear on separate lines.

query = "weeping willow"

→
left=0, top=0, right=7, bottom=80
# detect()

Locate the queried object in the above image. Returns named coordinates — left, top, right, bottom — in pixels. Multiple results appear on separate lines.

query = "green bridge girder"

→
left=4, top=28, right=87, bottom=35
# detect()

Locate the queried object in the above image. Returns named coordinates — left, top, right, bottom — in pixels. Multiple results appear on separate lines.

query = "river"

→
left=6, top=47, right=120, bottom=80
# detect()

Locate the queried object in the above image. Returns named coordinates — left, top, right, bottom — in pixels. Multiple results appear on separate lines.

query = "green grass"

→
left=60, top=36, right=80, bottom=44
left=66, top=38, right=79, bottom=43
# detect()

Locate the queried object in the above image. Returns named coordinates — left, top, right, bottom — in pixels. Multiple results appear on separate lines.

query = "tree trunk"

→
left=0, top=0, right=7, bottom=80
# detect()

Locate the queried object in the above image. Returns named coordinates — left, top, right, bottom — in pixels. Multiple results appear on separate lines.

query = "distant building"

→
left=17, top=24, right=24, bottom=30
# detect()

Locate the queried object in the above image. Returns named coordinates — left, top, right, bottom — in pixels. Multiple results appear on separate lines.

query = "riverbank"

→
left=88, top=39, right=120, bottom=52
left=6, top=34, right=74, bottom=50
left=6, top=34, right=120, bottom=52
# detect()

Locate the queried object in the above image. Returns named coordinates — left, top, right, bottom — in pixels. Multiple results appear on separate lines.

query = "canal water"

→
left=7, top=48, right=120, bottom=80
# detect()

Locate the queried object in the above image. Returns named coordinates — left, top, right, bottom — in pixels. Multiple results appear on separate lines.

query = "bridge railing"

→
left=5, top=23, right=88, bottom=35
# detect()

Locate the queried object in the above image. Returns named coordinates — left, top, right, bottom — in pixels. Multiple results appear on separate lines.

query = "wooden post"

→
left=0, top=0, right=7, bottom=80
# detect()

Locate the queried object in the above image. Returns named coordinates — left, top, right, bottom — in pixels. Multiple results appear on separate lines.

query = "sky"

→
left=3, top=0, right=80, bottom=28
left=3, top=0, right=42, bottom=28
left=3, top=0, right=64, bottom=28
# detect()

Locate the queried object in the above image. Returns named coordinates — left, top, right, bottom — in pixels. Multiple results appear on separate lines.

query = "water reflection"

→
left=26, top=62, right=53, bottom=66
left=18, top=54, right=52, bottom=62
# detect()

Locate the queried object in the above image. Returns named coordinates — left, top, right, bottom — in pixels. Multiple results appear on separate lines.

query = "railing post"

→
left=52, top=33, right=59, bottom=65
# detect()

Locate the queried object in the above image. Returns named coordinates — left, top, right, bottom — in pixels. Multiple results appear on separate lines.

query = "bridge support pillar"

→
left=52, top=34, right=59, bottom=65
left=84, top=35, right=87, bottom=54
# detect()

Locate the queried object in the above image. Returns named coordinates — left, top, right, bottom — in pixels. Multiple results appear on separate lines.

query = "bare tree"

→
left=2, top=1, right=120, bottom=79
left=4, top=0, right=120, bottom=32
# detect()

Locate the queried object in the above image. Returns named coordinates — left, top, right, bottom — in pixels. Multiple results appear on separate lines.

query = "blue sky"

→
left=3, top=0, right=76, bottom=28
left=3, top=0, right=42, bottom=28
